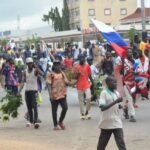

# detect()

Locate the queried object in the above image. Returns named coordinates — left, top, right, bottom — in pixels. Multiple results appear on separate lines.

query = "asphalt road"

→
left=0, top=87, right=150, bottom=150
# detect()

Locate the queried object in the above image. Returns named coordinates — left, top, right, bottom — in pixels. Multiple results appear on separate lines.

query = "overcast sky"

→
left=0, top=0, right=63, bottom=31
left=0, top=0, right=150, bottom=31
left=137, top=0, right=150, bottom=7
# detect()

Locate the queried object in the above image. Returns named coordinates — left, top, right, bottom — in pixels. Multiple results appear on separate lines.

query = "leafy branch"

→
left=0, top=92, right=23, bottom=121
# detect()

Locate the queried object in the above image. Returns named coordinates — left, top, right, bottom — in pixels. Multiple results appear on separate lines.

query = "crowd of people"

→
left=0, top=38, right=150, bottom=149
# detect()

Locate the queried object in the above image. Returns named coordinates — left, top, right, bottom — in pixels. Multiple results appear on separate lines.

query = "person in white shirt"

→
left=97, top=76, right=126, bottom=150
left=30, top=45, right=36, bottom=57
left=39, top=52, right=51, bottom=89
left=15, top=52, right=24, bottom=66
left=73, top=44, right=81, bottom=63
left=19, top=57, right=43, bottom=129
left=87, top=57, right=99, bottom=79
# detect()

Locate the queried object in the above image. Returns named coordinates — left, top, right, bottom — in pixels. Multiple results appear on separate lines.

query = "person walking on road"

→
left=2, top=57, right=19, bottom=95
left=117, top=49, right=136, bottom=122
left=46, top=60, right=68, bottom=130
left=74, top=54, right=93, bottom=120
left=97, top=76, right=126, bottom=150
left=19, top=57, right=42, bottom=129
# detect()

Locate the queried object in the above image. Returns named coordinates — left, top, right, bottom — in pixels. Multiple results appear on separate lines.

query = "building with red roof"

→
left=120, top=8, right=150, bottom=25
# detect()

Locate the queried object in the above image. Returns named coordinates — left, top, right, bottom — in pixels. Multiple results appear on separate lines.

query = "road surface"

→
left=0, top=87, right=150, bottom=150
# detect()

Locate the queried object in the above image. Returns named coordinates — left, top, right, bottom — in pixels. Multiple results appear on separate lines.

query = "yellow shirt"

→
left=7, top=49, right=14, bottom=55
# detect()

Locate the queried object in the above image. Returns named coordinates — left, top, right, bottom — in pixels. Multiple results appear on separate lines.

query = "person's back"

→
left=102, top=58, right=113, bottom=75
left=24, top=49, right=31, bottom=59
left=90, top=64, right=99, bottom=79
left=39, top=55, right=49, bottom=73
left=73, top=45, right=81, bottom=62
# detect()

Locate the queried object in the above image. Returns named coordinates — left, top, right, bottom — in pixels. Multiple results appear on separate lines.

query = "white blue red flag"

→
left=91, top=19, right=128, bottom=57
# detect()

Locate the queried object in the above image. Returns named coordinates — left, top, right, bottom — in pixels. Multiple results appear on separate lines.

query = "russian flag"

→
left=91, top=19, right=128, bottom=57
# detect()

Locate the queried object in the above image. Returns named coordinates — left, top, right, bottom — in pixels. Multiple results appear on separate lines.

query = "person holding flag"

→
left=118, top=49, right=136, bottom=122
left=91, top=19, right=136, bottom=122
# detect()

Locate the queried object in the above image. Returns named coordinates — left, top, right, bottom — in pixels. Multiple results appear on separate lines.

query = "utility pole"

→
left=141, top=0, right=146, bottom=31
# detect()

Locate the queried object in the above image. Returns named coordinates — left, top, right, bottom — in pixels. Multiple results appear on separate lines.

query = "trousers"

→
left=51, top=97, right=68, bottom=127
left=25, top=90, right=38, bottom=124
left=97, top=128, right=126, bottom=150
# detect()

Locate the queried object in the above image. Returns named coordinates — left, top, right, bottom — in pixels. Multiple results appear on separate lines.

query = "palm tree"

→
left=49, top=8, right=55, bottom=27
left=42, top=14, right=50, bottom=25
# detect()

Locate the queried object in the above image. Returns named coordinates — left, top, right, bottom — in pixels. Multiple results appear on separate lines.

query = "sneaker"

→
left=34, top=123, right=40, bottom=129
left=26, top=122, right=33, bottom=127
left=129, top=116, right=136, bottom=122
left=53, top=126, right=60, bottom=131
left=141, top=97, right=147, bottom=101
left=58, top=122, right=66, bottom=130
left=80, top=115, right=85, bottom=120
left=85, top=114, right=91, bottom=120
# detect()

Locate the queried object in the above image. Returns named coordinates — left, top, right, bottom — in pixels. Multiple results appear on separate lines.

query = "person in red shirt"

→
left=74, top=54, right=93, bottom=120
left=64, top=54, right=74, bottom=69
left=145, top=40, right=150, bottom=53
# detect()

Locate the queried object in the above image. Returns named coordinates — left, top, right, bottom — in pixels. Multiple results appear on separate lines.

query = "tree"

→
left=42, top=14, right=50, bottom=25
left=62, top=0, right=70, bottom=31
left=25, top=34, right=41, bottom=48
left=0, top=38, right=7, bottom=50
left=49, top=8, right=55, bottom=27
left=128, top=27, right=139, bottom=44
left=42, top=0, right=70, bottom=31
left=54, top=7, right=63, bottom=31
left=97, top=34, right=104, bottom=43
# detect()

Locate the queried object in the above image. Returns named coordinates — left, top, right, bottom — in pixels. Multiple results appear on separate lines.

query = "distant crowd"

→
left=0, top=38, right=150, bottom=149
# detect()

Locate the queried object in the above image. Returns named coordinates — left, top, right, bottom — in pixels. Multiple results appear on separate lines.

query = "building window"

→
left=70, top=9, right=75, bottom=18
left=104, top=9, right=111, bottom=16
left=75, top=10, right=80, bottom=16
left=88, top=9, right=95, bottom=16
left=75, top=8, right=80, bottom=16
left=120, top=8, right=127, bottom=15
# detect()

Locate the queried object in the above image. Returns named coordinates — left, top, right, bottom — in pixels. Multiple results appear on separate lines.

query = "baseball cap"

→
left=26, top=57, right=33, bottom=63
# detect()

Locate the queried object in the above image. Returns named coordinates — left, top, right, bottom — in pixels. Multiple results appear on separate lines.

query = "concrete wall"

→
left=68, top=0, right=137, bottom=29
